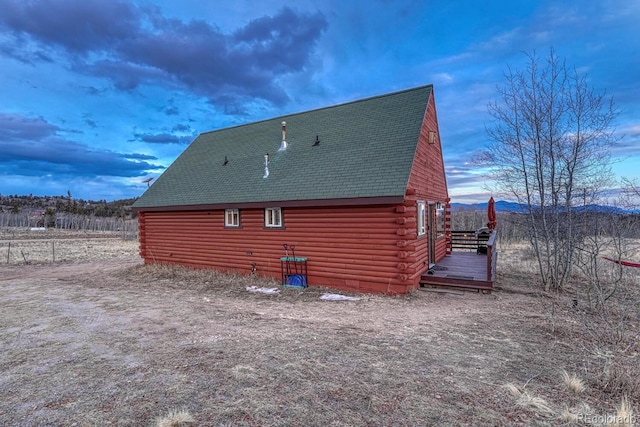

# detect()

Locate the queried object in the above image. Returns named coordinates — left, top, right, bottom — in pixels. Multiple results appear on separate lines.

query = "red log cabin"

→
left=132, top=85, right=496, bottom=294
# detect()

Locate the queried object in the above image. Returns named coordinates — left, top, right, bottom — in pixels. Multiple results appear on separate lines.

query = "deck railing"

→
left=422, top=229, right=497, bottom=291
left=449, top=230, right=491, bottom=252
left=448, top=229, right=498, bottom=283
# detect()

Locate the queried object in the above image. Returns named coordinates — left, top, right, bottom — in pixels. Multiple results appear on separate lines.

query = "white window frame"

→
left=417, top=201, right=426, bottom=236
left=264, top=207, right=282, bottom=228
left=225, top=209, right=240, bottom=227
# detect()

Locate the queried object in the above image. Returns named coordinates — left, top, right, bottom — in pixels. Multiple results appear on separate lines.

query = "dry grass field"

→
left=0, top=228, right=638, bottom=426
left=0, top=228, right=138, bottom=264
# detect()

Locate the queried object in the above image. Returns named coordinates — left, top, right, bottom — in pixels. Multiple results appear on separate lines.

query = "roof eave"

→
left=132, top=195, right=405, bottom=213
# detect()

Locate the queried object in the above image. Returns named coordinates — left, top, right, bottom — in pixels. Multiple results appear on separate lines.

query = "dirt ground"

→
left=0, top=232, right=637, bottom=426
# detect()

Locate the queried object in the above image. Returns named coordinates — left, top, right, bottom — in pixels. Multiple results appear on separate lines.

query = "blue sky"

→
left=1, top=0, right=638, bottom=203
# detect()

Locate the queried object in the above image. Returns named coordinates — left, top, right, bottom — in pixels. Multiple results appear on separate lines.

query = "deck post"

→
left=486, top=230, right=497, bottom=282
left=444, top=199, right=452, bottom=255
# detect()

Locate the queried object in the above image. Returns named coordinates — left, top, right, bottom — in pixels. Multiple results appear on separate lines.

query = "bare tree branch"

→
left=486, top=48, right=619, bottom=291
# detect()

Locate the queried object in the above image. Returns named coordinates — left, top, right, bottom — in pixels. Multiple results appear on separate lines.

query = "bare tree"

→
left=620, top=177, right=640, bottom=209
left=486, top=48, right=618, bottom=291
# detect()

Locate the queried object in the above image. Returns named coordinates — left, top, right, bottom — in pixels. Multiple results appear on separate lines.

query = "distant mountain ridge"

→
left=450, top=200, right=638, bottom=214
left=450, top=200, right=523, bottom=213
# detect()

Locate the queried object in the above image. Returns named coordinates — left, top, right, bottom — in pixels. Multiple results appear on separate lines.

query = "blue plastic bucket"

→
left=286, top=274, right=307, bottom=287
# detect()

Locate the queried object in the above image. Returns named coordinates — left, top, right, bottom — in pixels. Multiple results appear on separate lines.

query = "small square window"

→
left=225, top=209, right=240, bottom=227
left=417, top=201, right=426, bottom=236
left=265, top=207, right=282, bottom=228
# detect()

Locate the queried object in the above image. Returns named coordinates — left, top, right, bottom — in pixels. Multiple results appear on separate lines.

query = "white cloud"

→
left=430, top=72, right=454, bottom=86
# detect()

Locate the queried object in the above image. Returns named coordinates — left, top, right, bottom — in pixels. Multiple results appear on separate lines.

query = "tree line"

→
left=0, top=194, right=139, bottom=237
left=0, top=194, right=138, bottom=218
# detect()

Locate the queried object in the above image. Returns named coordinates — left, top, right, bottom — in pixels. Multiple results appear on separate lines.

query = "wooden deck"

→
left=420, top=230, right=497, bottom=292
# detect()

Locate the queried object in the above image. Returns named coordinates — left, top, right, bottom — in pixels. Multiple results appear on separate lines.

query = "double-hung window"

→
left=264, top=207, right=282, bottom=228
left=417, top=201, right=426, bottom=236
left=225, top=209, right=240, bottom=227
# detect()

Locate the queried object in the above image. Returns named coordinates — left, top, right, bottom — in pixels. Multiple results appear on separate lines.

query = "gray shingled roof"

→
left=133, top=85, right=432, bottom=209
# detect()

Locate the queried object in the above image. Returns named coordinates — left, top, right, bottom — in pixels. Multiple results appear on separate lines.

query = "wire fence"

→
left=1, top=231, right=139, bottom=265
left=1, top=214, right=140, bottom=265
left=0, top=213, right=138, bottom=240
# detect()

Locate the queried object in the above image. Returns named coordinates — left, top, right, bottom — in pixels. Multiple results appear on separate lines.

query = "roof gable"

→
left=133, top=85, right=433, bottom=209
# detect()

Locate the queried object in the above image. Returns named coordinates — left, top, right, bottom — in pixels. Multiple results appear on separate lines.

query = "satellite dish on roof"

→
left=142, top=177, right=154, bottom=187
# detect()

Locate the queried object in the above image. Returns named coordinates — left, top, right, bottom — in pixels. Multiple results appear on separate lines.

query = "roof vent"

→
left=312, top=135, right=320, bottom=146
left=278, top=121, right=287, bottom=151
left=223, top=155, right=228, bottom=166
left=263, top=153, right=270, bottom=179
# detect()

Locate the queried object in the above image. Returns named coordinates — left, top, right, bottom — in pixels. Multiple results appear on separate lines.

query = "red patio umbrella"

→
left=487, top=197, right=497, bottom=230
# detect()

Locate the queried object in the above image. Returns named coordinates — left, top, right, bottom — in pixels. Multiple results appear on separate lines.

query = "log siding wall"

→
left=139, top=203, right=419, bottom=294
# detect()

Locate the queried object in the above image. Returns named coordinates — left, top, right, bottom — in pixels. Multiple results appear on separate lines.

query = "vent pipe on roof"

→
left=278, top=121, right=287, bottom=151
left=263, top=153, right=270, bottom=179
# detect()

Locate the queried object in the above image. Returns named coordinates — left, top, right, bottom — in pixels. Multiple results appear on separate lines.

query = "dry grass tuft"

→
left=503, top=383, right=555, bottom=417
left=503, top=383, right=522, bottom=398
left=560, top=407, right=579, bottom=423
left=231, top=364, right=258, bottom=380
left=516, top=392, right=555, bottom=416
left=562, top=369, right=586, bottom=394
left=154, top=409, right=195, bottom=427
left=608, top=396, right=635, bottom=427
